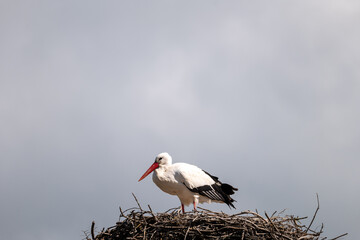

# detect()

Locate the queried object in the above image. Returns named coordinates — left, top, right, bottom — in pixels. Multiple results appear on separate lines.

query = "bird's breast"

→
left=152, top=168, right=185, bottom=195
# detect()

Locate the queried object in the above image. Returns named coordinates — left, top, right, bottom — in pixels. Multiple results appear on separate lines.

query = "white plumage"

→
left=138, top=152, right=238, bottom=213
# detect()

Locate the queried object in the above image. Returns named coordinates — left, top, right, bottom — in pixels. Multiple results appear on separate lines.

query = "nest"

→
left=86, top=195, right=347, bottom=240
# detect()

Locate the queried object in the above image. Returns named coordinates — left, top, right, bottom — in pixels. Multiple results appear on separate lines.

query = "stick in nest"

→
left=306, top=193, right=320, bottom=233
left=91, top=221, right=95, bottom=240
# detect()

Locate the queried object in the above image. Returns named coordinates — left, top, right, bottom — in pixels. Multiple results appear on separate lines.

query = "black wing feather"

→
left=184, top=170, right=238, bottom=209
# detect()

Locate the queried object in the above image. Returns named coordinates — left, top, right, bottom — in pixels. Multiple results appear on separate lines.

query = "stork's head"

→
left=155, top=152, right=172, bottom=166
left=138, top=152, right=172, bottom=182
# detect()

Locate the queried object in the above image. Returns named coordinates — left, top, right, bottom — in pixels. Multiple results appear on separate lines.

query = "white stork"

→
left=138, top=152, right=238, bottom=213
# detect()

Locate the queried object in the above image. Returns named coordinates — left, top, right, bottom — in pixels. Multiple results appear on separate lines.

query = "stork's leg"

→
left=181, top=204, right=185, bottom=214
left=193, top=196, right=199, bottom=212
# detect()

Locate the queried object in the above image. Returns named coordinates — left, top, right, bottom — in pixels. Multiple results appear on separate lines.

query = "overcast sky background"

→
left=1, top=1, right=359, bottom=239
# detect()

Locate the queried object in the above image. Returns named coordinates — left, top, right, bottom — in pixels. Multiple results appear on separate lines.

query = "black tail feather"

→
left=202, top=170, right=238, bottom=209
left=221, top=183, right=238, bottom=195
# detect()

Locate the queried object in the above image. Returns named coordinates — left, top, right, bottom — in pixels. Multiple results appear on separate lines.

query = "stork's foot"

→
left=176, top=208, right=182, bottom=215
left=176, top=204, right=185, bottom=215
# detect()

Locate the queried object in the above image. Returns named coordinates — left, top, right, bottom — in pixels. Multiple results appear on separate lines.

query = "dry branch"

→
left=306, top=193, right=320, bottom=233
left=91, top=221, right=95, bottom=240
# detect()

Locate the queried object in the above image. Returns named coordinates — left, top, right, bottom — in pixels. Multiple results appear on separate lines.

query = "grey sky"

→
left=1, top=1, right=359, bottom=239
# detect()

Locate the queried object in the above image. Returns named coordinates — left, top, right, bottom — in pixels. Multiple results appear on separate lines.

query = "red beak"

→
left=138, top=162, right=159, bottom=182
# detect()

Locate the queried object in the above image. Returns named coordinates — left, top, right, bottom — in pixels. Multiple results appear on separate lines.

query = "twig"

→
left=197, top=206, right=219, bottom=214
left=119, top=207, right=128, bottom=219
left=328, top=233, right=348, bottom=240
left=148, top=204, right=158, bottom=221
left=82, top=230, right=91, bottom=240
left=143, top=225, right=146, bottom=240
left=132, top=193, right=148, bottom=224
left=279, top=209, right=287, bottom=215
left=245, top=210, right=267, bottom=222
left=271, top=211, right=277, bottom=218
left=91, top=221, right=95, bottom=240
left=184, top=225, right=191, bottom=240
left=132, top=193, right=143, bottom=212
left=241, top=230, right=245, bottom=240
left=306, top=193, right=320, bottom=233
left=265, top=212, right=279, bottom=232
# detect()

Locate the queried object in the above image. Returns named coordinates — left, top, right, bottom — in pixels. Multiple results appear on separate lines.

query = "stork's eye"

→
left=159, top=157, right=163, bottom=161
